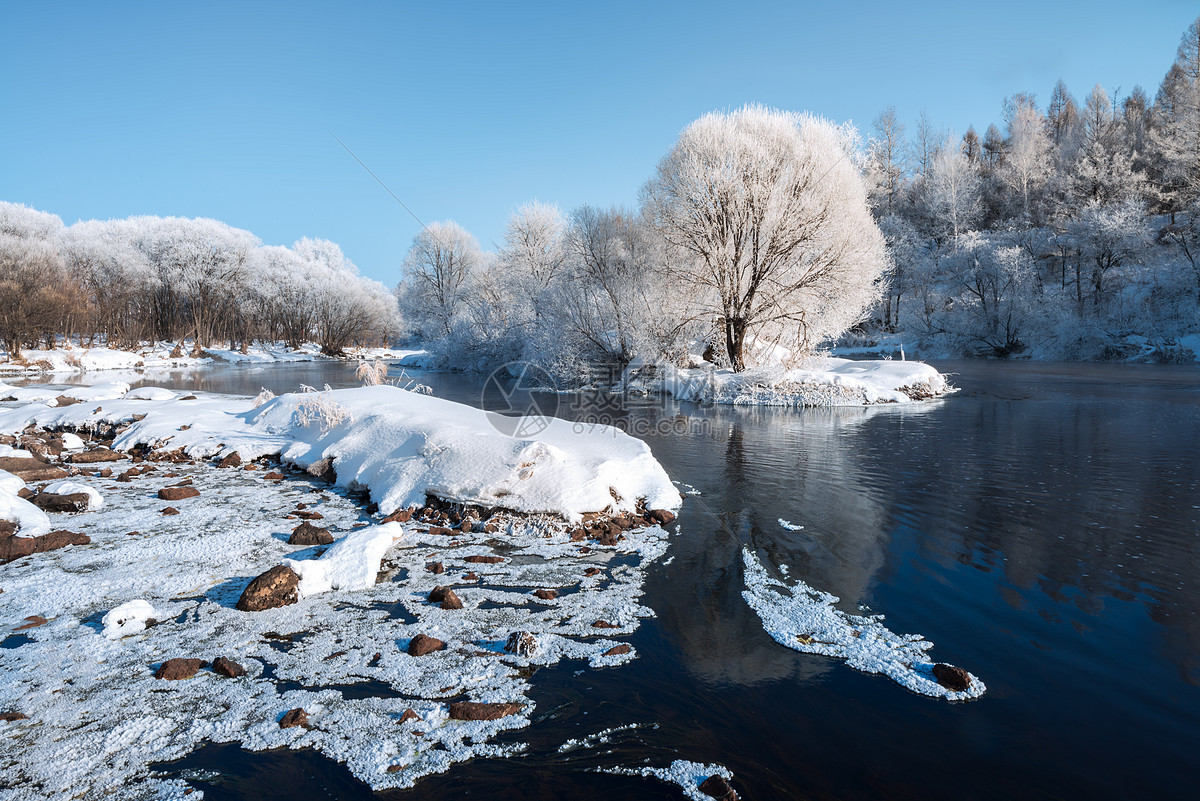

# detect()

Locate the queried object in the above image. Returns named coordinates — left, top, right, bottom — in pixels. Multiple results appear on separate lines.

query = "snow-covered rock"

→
left=285, top=522, right=404, bottom=597
left=101, top=599, right=157, bottom=639
left=0, top=491, right=52, bottom=537
left=42, top=480, right=104, bottom=511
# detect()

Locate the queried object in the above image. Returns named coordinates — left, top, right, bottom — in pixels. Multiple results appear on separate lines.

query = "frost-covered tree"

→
left=397, top=221, right=482, bottom=339
left=1000, top=95, right=1052, bottom=220
left=498, top=201, right=566, bottom=296
left=0, top=203, right=75, bottom=357
left=642, top=106, right=888, bottom=370
left=867, top=106, right=906, bottom=214
left=927, top=137, right=983, bottom=241
left=1071, top=84, right=1143, bottom=208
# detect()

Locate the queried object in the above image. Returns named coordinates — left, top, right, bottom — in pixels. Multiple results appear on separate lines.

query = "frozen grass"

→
left=742, top=549, right=986, bottom=700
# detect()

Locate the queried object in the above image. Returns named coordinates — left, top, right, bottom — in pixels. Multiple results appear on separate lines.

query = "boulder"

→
left=288, top=521, right=334, bottom=546
left=161, top=507, right=180, bottom=516
left=154, top=658, right=206, bottom=680
left=426, top=561, right=445, bottom=574
left=603, top=644, right=631, bottom=657
left=0, top=457, right=69, bottom=482
left=532, top=589, right=558, bottom=601
left=428, top=585, right=463, bottom=610
left=504, top=631, right=537, bottom=658
left=646, top=509, right=677, bottom=526
left=699, top=775, right=738, bottom=801
left=212, top=656, right=247, bottom=678
left=69, top=449, right=124, bottom=464
left=307, top=458, right=336, bottom=483
left=235, top=565, right=300, bottom=612
left=263, top=472, right=285, bottom=480
left=427, top=526, right=453, bottom=537
left=381, top=509, right=412, bottom=523
left=53, top=395, right=81, bottom=407
left=158, top=486, right=200, bottom=501
left=407, top=633, right=445, bottom=656
left=398, top=708, right=420, bottom=724
left=218, top=452, right=242, bottom=468
left=279, top=707, right=309, bottom=729
left=31, top=492, right=91, bottom=513
left=932, top=663, right=971, bottom=692
left=1, top=530, right=90, bottom=563
left=293, top=510, right=323, bottom=520
left=447, top=702, right=522, bottom=721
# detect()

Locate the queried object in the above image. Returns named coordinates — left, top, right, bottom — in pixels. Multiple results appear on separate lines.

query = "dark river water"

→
left=21, top=360, right=1200, bottom=799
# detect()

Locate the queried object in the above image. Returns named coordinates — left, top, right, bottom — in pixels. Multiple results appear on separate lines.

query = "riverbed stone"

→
left=236, top=565, right=300, bottom=612
left=407, top=633, right=445, bottom=656
left=154, top=658, right=205, bottom=680
left=932, top=663, right=971, bottom=691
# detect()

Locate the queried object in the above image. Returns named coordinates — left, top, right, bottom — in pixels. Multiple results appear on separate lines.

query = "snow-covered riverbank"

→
left=0, top=343, right=428, bottom=376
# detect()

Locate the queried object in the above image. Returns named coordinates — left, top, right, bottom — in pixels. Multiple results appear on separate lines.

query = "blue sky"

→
left=2, top=1, right=1196, bottom=284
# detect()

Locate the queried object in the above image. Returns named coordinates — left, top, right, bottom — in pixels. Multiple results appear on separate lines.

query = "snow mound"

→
left=285, top=522, right=404, bottom=597
left=102, top=599, right=157, bottom=639
left=630, top=357, right=954, bottom=406
left=0, top=444, right=34, bottom=458
left=59, top=432, right=86, bottom=451
left=0, top=385, right=681, bottom=521
left=60, top=381, right=131, bottom=402
left=0, top=347, right=145, bottom=375
left=0, top=468, right=25, bottom=495
left=741, top=550, right=985, bottom=700
left=42, top=480, right=104, bottom=511
left=0, top=491, right=51, bottom=537
left=123, top=387, right=177, bottom=401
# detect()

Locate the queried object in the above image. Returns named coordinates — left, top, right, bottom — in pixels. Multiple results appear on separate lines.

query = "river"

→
left=17, top=360, right=1200, bottom=799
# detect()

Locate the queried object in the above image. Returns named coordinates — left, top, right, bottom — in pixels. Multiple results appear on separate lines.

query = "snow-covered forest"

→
left=0, top=204, right=398, bottom=359
left=400, top=16, right=1200, bottom=371
left=6, top=17, right=1199, bottom=371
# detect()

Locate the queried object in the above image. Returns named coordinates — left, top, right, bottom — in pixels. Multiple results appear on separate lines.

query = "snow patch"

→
left=101, top=599, right=157, bottom=639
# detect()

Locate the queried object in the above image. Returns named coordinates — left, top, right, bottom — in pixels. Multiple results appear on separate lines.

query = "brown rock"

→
left=647, top=509, right=677, bottom=526
left=569, top=528, right=586, bottom=541
left=218, top=452, right=242, bottom=468
left=154, top=658, right=206, bottom=680
left=0, top=711, right=28, bottom=722
left=699, top=775, right=738, bottom=801
left=427, top=526, right=453, bottom=537
left=53, top=394, right=81, bottom=407
left=307, top=457, right=336, bottom=482
left=504, top=631, right=537, bottom=657
left=161, top=507, right=180, bottom=516
left=932, top=663, right=971, bottom=692
left=426, top=561, right=445, bottom=574
left=594, top=525, right=622, bottom=547
left=428, top=585, right=464, bottom=610
left=1, top=528, right=90, bottom=563
left=293, top=510, right=323, bottom=520
left=584, top=567, right=602, bottom=577
left=381, top=509, right=412, bottom=523
left=603, top=644, right=631, bottom=657
left=463, top=555, right=503, bottom=564
left=31, top=492, right=91, bottom=513
left=0, top=457, right=69, bottom=482
left=447, top=702, right=522, bottom=721
left=179, top=394, right=197, bottom=401
left=532, top=589, right=558, bottom=601
left=158, top=486, right=200, bottom=501
left=459, top=520, right=474, bottom=534
left=15, top=615, right=48, bottom=630
left=592, top=620, right=618, bottom=629
left=99, top=468, right=113, bottom=478
left=398, top=708, right=420, bottom=724
left=235, top=565, right=301, bottom=612
left=264, top=472, right=285, bottom=480
left=243, top=464, right=257, bottom=471
left=288, top=521, right=334, bottom=546
left=407, top=633, right=445, bottom=656
left=462, top=572, right=479, bottom=582
left=69, top=449, right=124, bottom=464
left=0, top=520, right=15, bottom=538
left=279, top=707, right=309, bottom=729
left=212, top=656, right=246, bottom=678
left=16, top=488, right=33, bottom=499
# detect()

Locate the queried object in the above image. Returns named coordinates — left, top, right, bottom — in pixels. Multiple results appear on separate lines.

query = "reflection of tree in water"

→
left=852, top=368, right=1200, bottom=686
left=651, top=404, right=906, bottom=688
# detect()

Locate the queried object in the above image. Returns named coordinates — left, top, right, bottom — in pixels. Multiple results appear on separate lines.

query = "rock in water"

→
left=236, top=565, right=300, bottom=612
left=447, top=702, right=522, bottom=721
left=699, top=775, right=738, bottom=801
left=647, top=509, right=676, bottom=526
left=504, top=631, right=537, bottom=657
left=932, top=663, right=971, bottom=691
left=288, top=521, right=334, bottom=545
left=603, top=644, right=631, bottom=656
left=153, top=658, right=206, bottom=680
left=279, top=707, right=308, bottom=728
left=407, top=633, right=445, bottom=656
left=532, top=589, right=558, bottom=600
left=212, top=656, right=246, bottom=678
left=158, top=486, right=200, bottom=501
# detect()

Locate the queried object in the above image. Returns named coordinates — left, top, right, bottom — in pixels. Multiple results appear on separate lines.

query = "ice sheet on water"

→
left=778, top=518, right=804, bottom=531
left=601, top=759, right=735, bottom=801
left=741, top=549, right=985, bottom=700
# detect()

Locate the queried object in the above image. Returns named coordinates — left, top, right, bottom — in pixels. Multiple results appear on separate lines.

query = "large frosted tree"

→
left=642, top=105, right=888, bottom=370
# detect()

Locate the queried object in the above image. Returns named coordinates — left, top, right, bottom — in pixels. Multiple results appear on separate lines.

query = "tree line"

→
left=0, top=204, right=398, bottom=359
left=861, top=16, right=1200, bottom=359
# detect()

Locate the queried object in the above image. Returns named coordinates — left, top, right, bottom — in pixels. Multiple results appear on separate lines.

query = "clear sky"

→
left=2, top=1, right=1196, bottom=284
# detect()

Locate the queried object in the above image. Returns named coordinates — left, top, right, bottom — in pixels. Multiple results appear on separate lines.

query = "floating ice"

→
left=778, top=518, right=804, bottom=531
left=741, top=549, right=985, bottom=700
left=601, top=759, right=735, bottom=801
